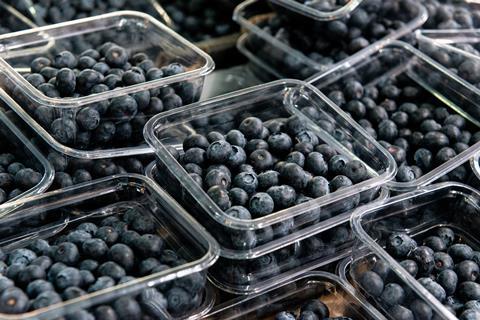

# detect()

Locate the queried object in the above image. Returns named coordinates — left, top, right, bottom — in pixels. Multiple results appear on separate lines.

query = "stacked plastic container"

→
left=0, top=174, right=219, bottom=319
left=348, top=182, right=480, bottom=320
left=144, top=79, right=396, bottom=294
left=0, top=11, right=214, bottom=190
left=309, top=41, right=480, bottom=192
left=233, top=0, right=427, bottom=80
left=205, top=271, right=386, bottom=319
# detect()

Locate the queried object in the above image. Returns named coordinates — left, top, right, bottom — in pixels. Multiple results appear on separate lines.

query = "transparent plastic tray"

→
left=205, top=271, right=386, bottom=319
left=0, top=11, right=214, bottom=159
left=0, top=103, right=53, bottom=202
left=0, top=2, right=37, bottom=34
left=268, top=0, right=364, bottom=21
left=350, top=182, right=480, bottom=320
left=233, top=0, right=427, bottom=79
left=0, top=174, right=219, bottom=320
left=146, top=160, right=388, bottom=294
left=144, top=79, right=395, bottom=246
left=309, top=41, right=480, bottom=192
left=6, top=0, right=173, bottom=27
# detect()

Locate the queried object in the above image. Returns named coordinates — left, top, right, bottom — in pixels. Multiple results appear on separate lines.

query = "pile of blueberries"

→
left=9, top=0, right=161, bottom=24
left=323, top=66, right=480, bottom=184
left=274, top=298, right=352, bottom=320
left=0, top=153, right=43, bottom=204
left=422, top=0, right=480, bottom=30
left=162, top=0, right=240, bottom=42
left=247, top=0, right=421, bottom=79
left=46, top=149, right=152, bottom=190
left=217, top=225, right=352, bottom=286
left=358, top=227, right=480, bottom=320
left=13, top=42, right=192, bottom=151
left=166, top=114, right=369, bottom=250
left=0, top=208, right=206, bottom=318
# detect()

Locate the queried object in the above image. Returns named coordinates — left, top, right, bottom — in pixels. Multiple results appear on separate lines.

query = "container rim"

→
left=268, top=0, right=364, bottom=21
left=308, top=40, right=480, bottom=192
left=144, top=79, right=397, bottom=231
left=0, top=109, right=54, bottom=202
left=232, top=0, right=428, bottom=75
left=0, top=173, right=220, bottom=320
left=0, top=10, right=215, bottom=109
left=145, top=160, right=390, bottom=259
left=350, top=182, right=478, bottom=320
left=206, top=271, right=387, bottom=319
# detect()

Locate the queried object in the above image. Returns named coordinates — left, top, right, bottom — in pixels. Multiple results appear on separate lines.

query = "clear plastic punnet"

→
left=0, top=103, right=54, bottom=202
left=267, top=0, right=364, bottom=21
left=309, top=41, right=480, bottom=192
left=205, top=271, right=386, bottom=319
left=144, top=79, right=395, bottom=293
left=350, top=182, right=480, bottom=320
left=0, top=11, right=214, bottom=159
left=232, top=0, right=427, bottom=79
left=0, top=174, right=219, bottom=320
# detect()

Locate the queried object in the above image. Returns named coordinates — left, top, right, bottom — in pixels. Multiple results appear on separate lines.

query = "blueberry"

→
left=396, top=165, right=416, bottom=182
left=448, top=244, right=474, bottom=262
left=257, top=170, right=280, bottom=190
left=387, top=233, right=417, bottom=258
left=410, top=299, right=433, bottom=320
left=166, top=287, right=191, bottom=315
left=207, top=140, right=233, bottom=163
left=297, top=311, right=318, bottom=320
left=434, top=252, right=454, bottom=272
left=31, top=290, right=62, bottom=310
left=455, top=260, right=480, bottom=282
left=94, top=305, right=118, bottom=320
left=55, top=266, right=81, bottom=290
left=67, top=230, right=92, bottom=246
left=249, top=149, right=274, bottom=171
left=88, top=276, right=115, bottom=293
left=275, top=311, right=296, bottom=320
left=183, top=134, right=209, bottom=151
left=227, top=146, right=247, bottom=168
left=229, top=187, right=249, bottom=206
left=50, top=118, right=77, bottom=145
left=16, top=265, right=46, bottom=286
left=245, top=139, right=269, bottom=154
left=204, top=168, right=231, bottom=189
left=139, top=288, right=167, bottom=318
left=207, top=186, right=231, bottom=211
left=328, top=155, right=348, bottom=176
left=93, top=226, right=118, bottom=245
left=26, top=279, right=54, bottom=298
left=76, top=107, right=100, bottom=131
left=249, top=192, right=275, bottom=217
left=305, top=152, right=328, bottom=176
left=108, top=244, right=134, bottom=271
left=414, top=148, right=433, bottom=171
left=31, top=57, right=51, bottom=73
left=301, top=299, right=329, bottom=318
left=436, top=227, right=455, bottom=247
left=183, top=147, right=206, bottom=166
left=112, top=296, right=142, bottom=320
left=343, top=160, right=368, bottom=183
left=53, top=51, right=77, bottom=69
left=108, top=96, right=138, bottom=122
left=27, top=239, right=51, bottom=256
left=239, top=117, right=264, bottom=139
left=105, top=46, right=128, bottom=68
left=7, top=248, right=37, bottom=266
left=281, top=163, right=309, bottom=190
left=267, top=185, right=296, bottom=209
left=226, top=130, right=247, bottom=148
left=410, top=246, right=435, bottom=276
left=47, top=262, right=66, bottom=282
left=122, top=67, right=146, bottom=85
left=419, top=277, right=446, bottom=302
left=56, top=68, right=76, bottom=96
left=73, top=169, right=92, bottom=184
left=437, top=269, right=458, bottom=296
left=307, top=176, right=329, bottom=198
left=0, top=287, right=29, bottom=314
left=82, top=238, right=108, bottom=260
left=233, top=172, right=258, bottom=194
left=458, top=282, right=480, bottom=301
left=380, top=283, right=405, bottom=307
left=133, top=234, right=164, bottom=257
left=358, top=271, right=384, bottom=297
left=268, top=132, right=293, bottom=154
left=98, top=261, right=125, bottom=281
left=330, top=175, right=353, bottom=192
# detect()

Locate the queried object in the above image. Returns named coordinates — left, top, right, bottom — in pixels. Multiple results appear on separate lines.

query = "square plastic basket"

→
left=350, top=182, right=480, bottom=320
left=267, top=0, right=364, bottom=21
left=309, top=41, right=480, bottom=192
left=205, top=271, right=385, bottom=319
left=0, top=174, right=219, bottom=320
left=233, top=0, right=427, bottom=79
left=0, top=11, right=214, bottom=159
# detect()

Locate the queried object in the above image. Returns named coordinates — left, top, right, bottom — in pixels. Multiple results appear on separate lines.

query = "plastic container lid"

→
left=205, top=271, right=386, bottom=319
left=233, top=0, right=427, bottom=79
left=309, top=40, right=480, bottom=192
left=0, top=103, right=54, bottom=202
left=0, top=174, right=220, bottom=319
left=0, top=11, right=214, bottom=159
left=268, top=0, right=364, bottom=21
left=350, top=182, right=480, bottom=320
